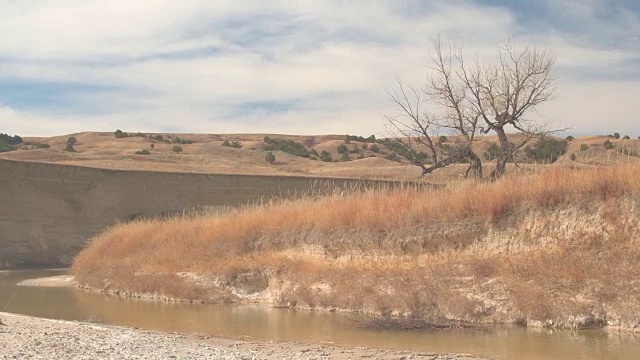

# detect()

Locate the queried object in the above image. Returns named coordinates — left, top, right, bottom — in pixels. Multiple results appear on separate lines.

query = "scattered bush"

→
left=370, top=144, right=380, bottom=153
left=484, top=142, right=503, bottom=161
left=384, top=152, right=399, bottom=161
left=570, top=153, right=577, bottom=161
left=337, top=144, right=349, bottom=154
left=320, top=150, right=333, bottom=162
left=172, top=145, right=183, bottom=153
left=613, top=132, right=621, bottom=139
left=265, top=151, right=276, bottom=163
left=114, top=129, right=126, bottom=138
left=525, top=137, right=568, bottom=163
left=362, top=143, right=369, bottom=150
left=0, top=141, right=15, bottom=153
left=263, top=136, right=309, bottom=157
left=64, top=143, right=76, bottom=152
left=580, top=144, right=589, bottom=152
left=150, top=143, right=155, bottom=148
left=345, top=134, right=377, bottom=143
left=135, top=149, right=150, bottom=155
left=340, top=153, right=350, bottom=162
left=0, top=133, right=23, bottom=145
left=623, top=135, right=631, bottom=140
left=67, top=136, right=77, bottom=145
left=439, top=135, right=448, bottom=143
left=222, top=140, right=242, bottom=148
left=349, top=144, right=360, bottom=153
left=172, top=137, right=193, bottom=144
left=33, top=143, right=50, bottom=149
left=310, top=149, right=319, bottom=157
left=565, top=135, right=575, bottom=141
left=604, top=140, right=615, bottom=150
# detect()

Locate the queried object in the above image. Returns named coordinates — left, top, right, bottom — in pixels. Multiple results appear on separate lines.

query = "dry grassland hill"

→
left=2, top=131, right=640, bottom=181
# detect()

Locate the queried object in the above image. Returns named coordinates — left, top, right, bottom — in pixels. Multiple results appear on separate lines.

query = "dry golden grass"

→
left=72, top=165, right=640, bottom=329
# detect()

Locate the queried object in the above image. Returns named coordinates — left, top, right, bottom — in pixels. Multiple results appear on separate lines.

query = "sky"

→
left=0, top=0, right=638, bottom=137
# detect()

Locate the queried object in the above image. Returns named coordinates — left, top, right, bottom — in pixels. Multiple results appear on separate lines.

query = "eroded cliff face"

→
left=0, top=159, right=370, bottom=269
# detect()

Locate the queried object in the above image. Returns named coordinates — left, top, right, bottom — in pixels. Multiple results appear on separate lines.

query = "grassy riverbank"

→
left=72, top=166, right=640, bottom=330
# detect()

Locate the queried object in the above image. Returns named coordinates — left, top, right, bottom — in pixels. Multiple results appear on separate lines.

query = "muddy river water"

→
left=2, top=269, right=640, bottom=359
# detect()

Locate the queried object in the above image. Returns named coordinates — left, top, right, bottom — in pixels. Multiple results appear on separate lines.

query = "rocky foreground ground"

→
left=0, top=312, right=486, bottom=360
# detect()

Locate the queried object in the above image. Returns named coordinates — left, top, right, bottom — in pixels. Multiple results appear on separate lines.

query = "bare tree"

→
left=385, top=38, right=558, bottom=180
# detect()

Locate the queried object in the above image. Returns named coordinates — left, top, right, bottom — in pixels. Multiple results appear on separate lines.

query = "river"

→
left=2, top=269, right=639, bottom=359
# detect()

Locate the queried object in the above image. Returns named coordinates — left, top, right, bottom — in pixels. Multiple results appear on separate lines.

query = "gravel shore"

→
left=0, top=312, right=486, bottom=360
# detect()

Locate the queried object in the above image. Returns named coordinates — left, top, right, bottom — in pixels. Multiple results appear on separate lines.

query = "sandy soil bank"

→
left=0, top=312, right=486, bottom=360
left=16, top=275, right=77, bottom=287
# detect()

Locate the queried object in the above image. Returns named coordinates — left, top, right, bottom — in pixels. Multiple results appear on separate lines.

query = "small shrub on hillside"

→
left=265, top=151, right=276, bottom=163
left=0, top=133, right=23, bottom=145
left=33, top=143, right=50, bottom=149
left=384, top=152, right=399, bottom=161
left=340, top=153, right=350, bottom=162
left=222, top=140, right=242, bottom=148
left=580, top=144, right=589, bottom=152
left=263, top=136, right=309, bottom=157
left=172, top=137, right=192, bottom=144
left=362, top=143, right=369, bottom=150
left=613, top=133, right=621, bottom=139
left=67, top=136, right=77, bottom=145
left=345, top=134, right=377, bottom=143
left=623, top=135, right=631, bottom=140
left=150, top=143, right=155, bottom=148
left=152, top=134, right=170, bottom=144
left=525, top=137, right=568, bottom=163
left=603, top=140, right=615, bottom=150
left=64, top=143, right=76, bottom=152
left=320, top=150, right=333, bottom=162
left=484, top=142, right=503, bottom=161
left=570, top=153, right=577, bottom=161
left=337, top=144, right=349, bottom=154
left=310, top=149, right=319, bottom=157
left=357, top=153, right=366, bottom=159
left=370, top=144, right=379, bottom=153
left=114, top=129, right=126, bottom=138
left=566, top=135, right=575, bottom=141
left=135, top=149, right=150, bottom=155
left=349, top=144, right=360, bottom=153
left=172, top=145, right=183, bottom=153
left=0, top=141, right=15, bottom=153
left=439, top=135, right=448, bottom=143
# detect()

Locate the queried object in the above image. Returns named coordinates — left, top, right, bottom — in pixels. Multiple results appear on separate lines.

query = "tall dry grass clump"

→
left=72, top=165, right=640, bottom=330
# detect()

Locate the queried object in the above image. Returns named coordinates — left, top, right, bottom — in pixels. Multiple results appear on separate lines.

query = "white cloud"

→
left=0, top=1, right=638, bottom=136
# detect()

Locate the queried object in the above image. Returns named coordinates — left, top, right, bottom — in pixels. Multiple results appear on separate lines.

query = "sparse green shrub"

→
left=135, top=149, right=150, bottom=155
left=357, top=153, right=366, bottom=159
left=320, top=151, right=333, bottom=162
left=310, top=149, right=319, bottom=157
left=172, top=145, right=183, bottom=153
left=580, top=144, right=589, bottom=152
left=613, top=133, right=621, bottom=139
left=345, top=134, right=377, bottom=143
left=172, top=137, right=193, bottom=144
left=370, top=144, right=379, bottom=153
left=265, top=151, right=276, bottom=163
left=67, top=136, right=77, bottom=145
left=439, top=135, right=448, bottom=143
left=384, top=152, right=399, bottom=161
left=0, top=133, right=23, bottom=145
left=623, top=135, right=631, bottom=140
left=525, top=138, right=568, bottom=163
left=604, top=140, right=615, bottom=150
left=340, top=153, right=350, bottom=161
left=33, top=143, right=50, bottom=149
left=570, top=153, right=577, bottom=161
left=344, top=135, right=351, bottom=144
left=263, top=137, right=309, bottom=157
left=565, top=135, right=575, bottom=141
left=222, top=140, right=242, bottom=148
left=114, top=129, right=126, bottom=138
left=64, top=143, right=76, bottom=152
left=0, top=141, right=15, bottom=153
left=349, top=144, right=360, bottom=153
left=362, top=143, right=369, bottom=150
left=337, top=144, right=349, bottom=154
left=484, top=142, right=503, bottom=161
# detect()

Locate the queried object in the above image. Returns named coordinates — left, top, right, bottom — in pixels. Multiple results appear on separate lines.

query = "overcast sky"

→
left=1, top=1, right=639, bottom=137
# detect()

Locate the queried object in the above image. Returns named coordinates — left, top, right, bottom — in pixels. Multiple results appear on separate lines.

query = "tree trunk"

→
left=465, top=149, right=483, bottom=178
left=489, top=126, right=510, bottom=180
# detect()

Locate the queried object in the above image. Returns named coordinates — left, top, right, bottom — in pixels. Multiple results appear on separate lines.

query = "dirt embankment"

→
left=70, top=166, right=640, bottom=332
left=0, top=159, right=389, bottom=269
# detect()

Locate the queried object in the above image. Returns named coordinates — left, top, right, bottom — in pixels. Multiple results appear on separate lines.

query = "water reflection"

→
left=2, top=270, right=640, bottom=360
